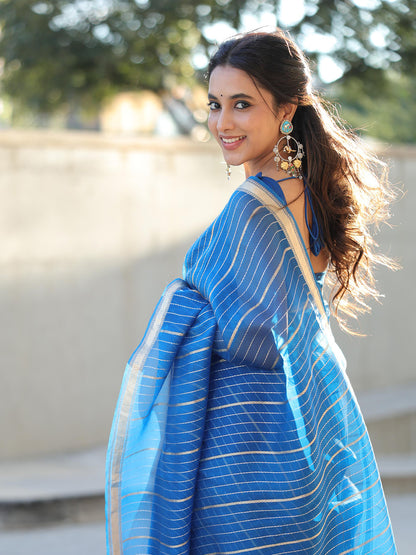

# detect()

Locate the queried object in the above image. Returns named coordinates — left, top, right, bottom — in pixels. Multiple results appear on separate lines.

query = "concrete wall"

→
left=333, top=145, right=415, bottom=391
left=0, top=129, right=413, bottom=460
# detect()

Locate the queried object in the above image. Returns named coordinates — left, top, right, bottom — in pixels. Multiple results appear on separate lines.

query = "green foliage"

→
left=0, top=0, right=203, bottom=113
left=284, top=0, right=416, bottom=83
left=328, top=72, right=416, bottom=144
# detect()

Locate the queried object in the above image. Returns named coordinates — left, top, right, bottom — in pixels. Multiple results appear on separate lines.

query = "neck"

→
left=244, top=157, right=298, bottom=182
left=244, top=154, right=275, bottom=179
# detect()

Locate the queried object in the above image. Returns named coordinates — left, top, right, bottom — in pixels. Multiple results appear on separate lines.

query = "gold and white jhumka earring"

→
left=273, top=120, right=304, bottom=178
left=226, top=163, right=231, bottom=181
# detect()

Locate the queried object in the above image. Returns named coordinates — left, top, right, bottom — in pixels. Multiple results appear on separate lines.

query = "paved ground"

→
left=0, top=447, right=105, bottom=503
left=387, top=493, right=414, bottom=554
left=0, top=521, right=106, bottom=555
left=0, top=494, right=413, bottom=555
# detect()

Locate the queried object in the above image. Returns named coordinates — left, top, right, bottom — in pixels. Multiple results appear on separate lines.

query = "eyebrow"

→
left=207, top=93, right=255, bottom=101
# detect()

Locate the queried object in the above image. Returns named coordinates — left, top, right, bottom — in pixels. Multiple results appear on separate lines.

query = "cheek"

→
left=207, top=113, right=217, bottom=135
left=239, top=111, right=263, bottom=133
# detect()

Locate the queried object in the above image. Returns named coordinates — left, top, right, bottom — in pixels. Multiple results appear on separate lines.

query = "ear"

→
left=279, top=103, right=297, bottom=123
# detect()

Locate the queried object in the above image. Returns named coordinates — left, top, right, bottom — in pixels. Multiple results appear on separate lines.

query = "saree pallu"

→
left=106, top=176, right=396, bottom=554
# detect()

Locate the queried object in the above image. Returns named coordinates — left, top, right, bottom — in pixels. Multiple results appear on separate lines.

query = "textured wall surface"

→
left=333, top=146, right=415, bottom=391
left=0, top=130, right=412, bottom=459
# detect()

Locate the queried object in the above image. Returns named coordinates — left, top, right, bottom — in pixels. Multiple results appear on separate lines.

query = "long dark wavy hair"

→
left=208, top=29, right=397, bottom=330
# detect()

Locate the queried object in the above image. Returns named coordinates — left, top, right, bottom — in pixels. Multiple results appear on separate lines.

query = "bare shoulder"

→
left=278, top=177, right=304, bottom=204
left=279, top=177, right=329, bottom=273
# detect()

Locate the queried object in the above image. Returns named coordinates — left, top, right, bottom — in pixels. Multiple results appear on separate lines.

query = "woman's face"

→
left=208, top=65, right=290, bottom=177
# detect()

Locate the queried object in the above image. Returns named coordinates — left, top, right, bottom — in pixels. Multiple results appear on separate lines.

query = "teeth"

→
left=222, top=136, right=244, bottom=144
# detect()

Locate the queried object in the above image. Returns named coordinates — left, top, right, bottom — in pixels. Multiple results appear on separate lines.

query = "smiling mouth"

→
left=221, top=136, right=245, bottom=144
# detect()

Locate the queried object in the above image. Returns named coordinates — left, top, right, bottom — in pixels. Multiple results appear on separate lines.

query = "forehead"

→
left=208, top=65, right=271, bottom=100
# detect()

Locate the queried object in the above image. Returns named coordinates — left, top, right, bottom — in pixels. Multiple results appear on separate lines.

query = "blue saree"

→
left=106, top=176, right=396, bottom=554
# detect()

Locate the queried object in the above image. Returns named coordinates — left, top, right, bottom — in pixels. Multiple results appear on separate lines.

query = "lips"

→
left=220, top=135, right=246, bottom=150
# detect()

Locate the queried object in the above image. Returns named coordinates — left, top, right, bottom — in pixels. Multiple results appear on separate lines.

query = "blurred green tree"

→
left=328, top=72, right=416, bottom=143
left=0, top=0, right=205, bottom=114
left=0, top=0, right=415, bottom=138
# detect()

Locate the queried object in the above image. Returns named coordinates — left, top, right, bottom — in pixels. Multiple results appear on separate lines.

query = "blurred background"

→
left=0, top=0, right=415, bottom=553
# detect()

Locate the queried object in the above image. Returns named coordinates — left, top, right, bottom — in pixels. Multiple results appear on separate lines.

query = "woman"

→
left=106, top=30, right=397, bottom=554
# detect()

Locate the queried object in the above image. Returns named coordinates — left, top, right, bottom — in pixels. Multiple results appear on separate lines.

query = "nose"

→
left=217, top=107, right=234, bottom=133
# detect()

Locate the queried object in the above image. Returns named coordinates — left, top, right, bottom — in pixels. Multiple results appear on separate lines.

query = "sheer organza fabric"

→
left=106, top=177, right=396, bottom=554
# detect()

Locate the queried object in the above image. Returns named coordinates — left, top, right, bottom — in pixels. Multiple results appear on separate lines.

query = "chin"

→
left=223, top=154, right=246, bottom=167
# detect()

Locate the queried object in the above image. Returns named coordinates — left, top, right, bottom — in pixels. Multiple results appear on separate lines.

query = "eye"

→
left=207, top=101, right=220, bottom=111
left=235, top=100, right=250, bottom=110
